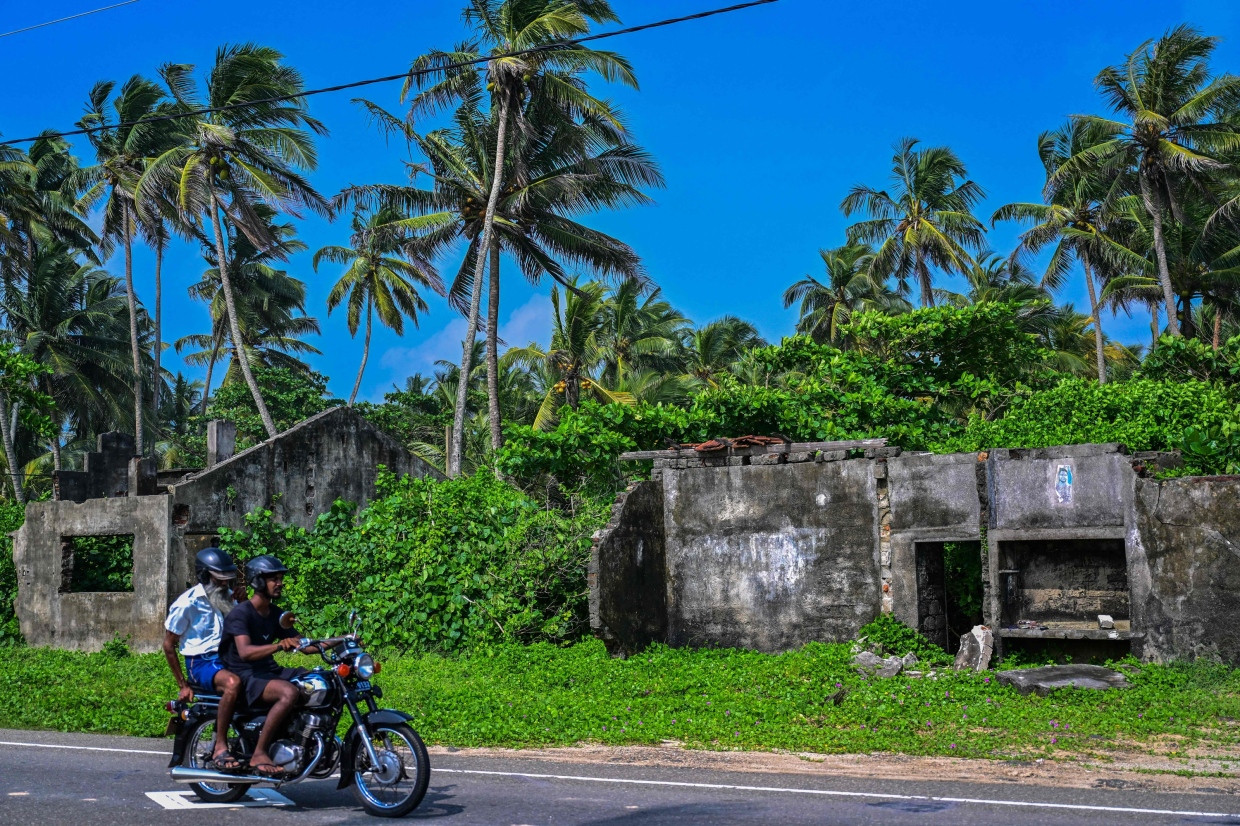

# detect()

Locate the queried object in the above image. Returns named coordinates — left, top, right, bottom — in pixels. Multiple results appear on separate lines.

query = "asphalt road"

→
left=2, top=728, right=1239, bottom=825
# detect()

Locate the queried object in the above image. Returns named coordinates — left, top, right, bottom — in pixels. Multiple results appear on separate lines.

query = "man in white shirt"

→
left=162, top=547, right=245, bottom=771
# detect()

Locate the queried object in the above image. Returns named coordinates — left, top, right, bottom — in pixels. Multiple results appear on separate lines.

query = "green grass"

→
left=4, top=639, right=1240, bottom=761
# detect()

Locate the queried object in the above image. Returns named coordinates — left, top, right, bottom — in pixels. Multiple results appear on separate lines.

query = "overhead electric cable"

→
left=0, top=0, right=141, bottom=40
left=0, top=0, right=778, bottom=145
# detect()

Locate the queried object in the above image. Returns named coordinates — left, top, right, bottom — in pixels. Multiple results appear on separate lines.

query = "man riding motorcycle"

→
left=162, top=547, right=245, bottom=771
left=219, top=554, right=321, bottom=779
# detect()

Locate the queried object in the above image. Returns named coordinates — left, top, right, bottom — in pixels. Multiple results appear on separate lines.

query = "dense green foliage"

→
left=217, top=471, right=605, bottom=653
left=947, top=378, right=1240, bottom=475
left=857, top=614, right=953, bottom=667
left=5, top=640, right=1240, bottom=763
left=0, top=503, right=26, bottom=641
left=65, top=535, right=134, bottom=592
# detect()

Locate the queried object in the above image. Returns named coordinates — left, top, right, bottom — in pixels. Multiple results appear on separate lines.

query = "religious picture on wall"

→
left=1054, top=464, right=1073, bottom=504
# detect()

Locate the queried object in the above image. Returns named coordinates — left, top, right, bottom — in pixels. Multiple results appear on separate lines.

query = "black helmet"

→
left=246, top=554, right=290, bottom=594
left=195, top=547, right=238, bottom=586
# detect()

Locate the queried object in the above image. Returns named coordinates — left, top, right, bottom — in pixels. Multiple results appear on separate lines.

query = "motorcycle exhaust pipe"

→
left=169, top=766, right=265, bottom=785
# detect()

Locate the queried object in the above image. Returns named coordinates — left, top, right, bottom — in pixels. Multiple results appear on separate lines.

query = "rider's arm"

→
left=232, top=632, right=299, bottom=661
left=162, top=630, right=193, bottom=702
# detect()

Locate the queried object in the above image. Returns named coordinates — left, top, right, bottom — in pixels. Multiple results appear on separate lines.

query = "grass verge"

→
left=4, top=639, right=1239, bottom=761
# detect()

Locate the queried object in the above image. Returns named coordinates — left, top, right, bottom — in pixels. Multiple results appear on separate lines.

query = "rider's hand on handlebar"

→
left=177, top=684, right=194, bottom=703
left=277, top=637, right=301, bottom=652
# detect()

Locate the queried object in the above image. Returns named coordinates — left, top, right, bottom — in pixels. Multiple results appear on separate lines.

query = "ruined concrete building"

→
left=591, top=441, right=1240, bottom=664
left=14, top=407, right=440, bottom=652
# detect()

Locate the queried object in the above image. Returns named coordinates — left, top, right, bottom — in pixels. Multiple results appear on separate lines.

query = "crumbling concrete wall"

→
left=15, top=406, right=440, bottom=652
left=886, top=452, right=983, bottom=637
left=1129, top=475, right=1240, bottom=663
left=589, top=481, right=666, bottom=656
left=13, top=495, right=176, bottom=652
left=662, top=457, right=880, bottom=652
left=171, top=406, right=439, bottom=535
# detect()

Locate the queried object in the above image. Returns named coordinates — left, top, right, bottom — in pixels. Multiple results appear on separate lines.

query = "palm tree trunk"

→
left=122, top=214, right=144, bottom=454
left=486, top=240, right=503, bottom=454
left=51, top=432, right=62, bottom=473
left=449, top=96, right=510, bottom=477
left=152, top=237, right=164, bottom=451
left=200, top=330, right=223, bottom=416
left=1214, top=307, right=1224, bottom=351
left=0, top=390, right=25, bottom=506
left=917, top=256, right=934, bottom=308
left=1151, top=303, right=1160, bottom=347
left=1140, top=174, right=1181, bottom=337
left=566, top=365, right=580, bottom=409
left=348, top=296, right=372, bottom=406
left=209, top=194, right=278, bottom=439
left=1082, top=261, right=1107, bottom=385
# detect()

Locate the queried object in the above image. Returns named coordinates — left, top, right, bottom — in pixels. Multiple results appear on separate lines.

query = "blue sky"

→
left=2, top=0, right=1239, bottom=402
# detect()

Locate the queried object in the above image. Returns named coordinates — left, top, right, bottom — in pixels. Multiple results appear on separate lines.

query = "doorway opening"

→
left=914, top=540, right=984, bottom=653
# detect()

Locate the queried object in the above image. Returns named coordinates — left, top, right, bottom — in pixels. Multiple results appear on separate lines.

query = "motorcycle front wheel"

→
left=186, top=718, right=249, bottom=804
left=351, top=723, right=429, bottom=817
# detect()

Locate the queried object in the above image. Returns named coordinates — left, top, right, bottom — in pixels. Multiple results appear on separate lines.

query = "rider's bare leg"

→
left=251, top=679, right=299, bottom=770
left=210, top=670, right=241, bottom=760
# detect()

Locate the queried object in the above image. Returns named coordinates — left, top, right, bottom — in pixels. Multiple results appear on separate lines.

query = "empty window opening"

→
left=915, top=541, right=984, bottom=652
left=60, top=534, right=135, bottom=593
left=997, top=539, right=1128, bottom=628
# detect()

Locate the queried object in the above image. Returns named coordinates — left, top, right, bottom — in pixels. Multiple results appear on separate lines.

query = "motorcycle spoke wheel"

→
left=187, top=719, right=248, bottom=804
left=352, top=723, right=429, bottom=817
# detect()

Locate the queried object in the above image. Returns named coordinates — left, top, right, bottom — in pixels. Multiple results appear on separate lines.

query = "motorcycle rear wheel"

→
left=186, top=718, right=249, bottom=804
left=351, top=723, right=429, bottom=817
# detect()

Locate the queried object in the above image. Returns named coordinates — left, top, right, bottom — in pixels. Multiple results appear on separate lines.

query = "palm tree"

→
left=596, top=277, right=688, bottom=385
left=1061, top=25, right=1240, bottom=337
left=783, top=243, right=911, bottom=344
left=405, top=0, right=639, bottom=476
left=1, top=244, right=133, bottom=470
left=314, top=205, right=443, bottom=405
left=78, top=75, right=176, bottom=454
left=138, top=45, right=328, bottom=440
left=343, top=97, right=657, bottom=457
left=841, top=138, right=986, bottom=307
left=502, top=280, right=633, bottom=430
left=177, top=212, right=321, bottom=399
left=994, top=120, right=1151, bottom=383
left=683, top=316, right=767, bottom=388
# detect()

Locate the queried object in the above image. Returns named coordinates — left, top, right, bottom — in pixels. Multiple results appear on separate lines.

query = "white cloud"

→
left=497, top=293, right=552, bottom=353
left=367, top=293, right=552, bottom=401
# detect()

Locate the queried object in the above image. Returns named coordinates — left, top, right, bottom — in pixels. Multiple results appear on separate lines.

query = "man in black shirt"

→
left=220, top=554, right=319, bottom=778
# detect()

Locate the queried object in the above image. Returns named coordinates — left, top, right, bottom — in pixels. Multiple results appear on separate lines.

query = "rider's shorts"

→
left=185, top=653, right=225, bottom=690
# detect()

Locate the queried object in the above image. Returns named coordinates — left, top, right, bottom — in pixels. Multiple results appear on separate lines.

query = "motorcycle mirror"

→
left=349, top=610, right=360, bottom=630
left=279, top=611, right=297, bottom=630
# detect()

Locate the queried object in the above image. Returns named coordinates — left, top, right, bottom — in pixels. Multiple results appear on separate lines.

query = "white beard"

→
left=205, top=581, right=236, bottom=617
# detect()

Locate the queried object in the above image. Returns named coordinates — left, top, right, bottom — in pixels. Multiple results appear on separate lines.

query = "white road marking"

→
left=2, top=739, right=1237, bottom=819
left=432, top=768, right=1240, bottom=819
left=145, top=789, right=294, bottom=810
left=0, top=740, right=166, bottom=756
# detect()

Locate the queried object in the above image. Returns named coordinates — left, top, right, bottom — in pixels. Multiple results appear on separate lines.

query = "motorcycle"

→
left=165, top=613, right=429, bottom=818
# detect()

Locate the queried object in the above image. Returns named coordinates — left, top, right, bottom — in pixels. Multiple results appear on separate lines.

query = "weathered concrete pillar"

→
left=206, top=420, right=237, bottom=468
left=129, top=456, right=158, bottom=496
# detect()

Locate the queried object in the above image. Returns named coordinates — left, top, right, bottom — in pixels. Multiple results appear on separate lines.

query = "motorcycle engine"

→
left=269, top=740, right=302, bottom=769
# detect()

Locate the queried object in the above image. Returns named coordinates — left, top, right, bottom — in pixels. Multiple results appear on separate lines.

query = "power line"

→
left=0, top=1, right=141, bottom=40
left=0, top=0, right=778, bottom=146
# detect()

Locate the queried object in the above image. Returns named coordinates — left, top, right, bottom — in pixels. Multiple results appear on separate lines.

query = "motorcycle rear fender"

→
left=167, top=704, right=213, bottom=768
left=336, top=709, right=415, bottom=790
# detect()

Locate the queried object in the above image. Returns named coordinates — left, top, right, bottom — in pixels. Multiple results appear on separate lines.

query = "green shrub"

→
left=856, top=614, right=952, bottom=665
left=218, top=471, right=607, bottom=654
left=943, top=378, right=1240, bottom=475
left=0, top=503, right=26, bottom=642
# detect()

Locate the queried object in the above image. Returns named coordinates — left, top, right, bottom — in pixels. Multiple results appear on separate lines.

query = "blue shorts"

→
left=185, top=653, right=225, bottom=690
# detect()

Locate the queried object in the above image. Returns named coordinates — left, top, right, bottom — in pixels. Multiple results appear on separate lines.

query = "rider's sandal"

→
left=211, top=753, right=244, bottom=772
left=250, top=762, right=286, bottom=779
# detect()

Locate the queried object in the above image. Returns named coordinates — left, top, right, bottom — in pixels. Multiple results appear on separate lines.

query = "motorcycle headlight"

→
left=355, top=653, right=376, bottom=680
